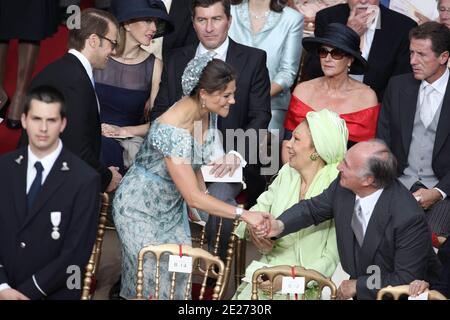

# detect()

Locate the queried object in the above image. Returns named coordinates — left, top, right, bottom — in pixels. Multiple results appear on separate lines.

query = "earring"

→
left=310, top=152, right=319, bottom=161
left=201, top=99, right=206, bottom=108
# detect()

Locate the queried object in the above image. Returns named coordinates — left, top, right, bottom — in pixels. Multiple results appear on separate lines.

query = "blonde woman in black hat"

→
left=282, top=22, right=379, bottom=164
left=94, top=0, right=174, bottom=174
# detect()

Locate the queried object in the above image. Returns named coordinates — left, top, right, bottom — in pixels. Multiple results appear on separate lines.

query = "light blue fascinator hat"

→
left=181, top=52, right=216, bottom=96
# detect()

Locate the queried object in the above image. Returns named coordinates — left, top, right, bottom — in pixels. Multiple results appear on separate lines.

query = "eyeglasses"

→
left=438, top=6, right=450, bottom=13
left=96, top=34, right=118, bottom=50
left=317, top=47, right=347, bottom=60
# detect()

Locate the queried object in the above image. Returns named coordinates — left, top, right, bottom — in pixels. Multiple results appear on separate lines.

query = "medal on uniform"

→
left=51, top=211, right=61, bottom=240
left=15, top=155, right=24, bottom=164
left=61, top=162, right=70, bottom=171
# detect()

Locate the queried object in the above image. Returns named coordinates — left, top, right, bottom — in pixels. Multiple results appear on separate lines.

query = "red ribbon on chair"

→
left=291, top=266, right=298, bottom=300
left=179, top=244, right=183, bottom=257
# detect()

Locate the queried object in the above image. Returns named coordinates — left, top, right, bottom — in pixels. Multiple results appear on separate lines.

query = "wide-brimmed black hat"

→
left=302, top=23, right=367, bottom=75
left=111, top=0, right=174, bottom=39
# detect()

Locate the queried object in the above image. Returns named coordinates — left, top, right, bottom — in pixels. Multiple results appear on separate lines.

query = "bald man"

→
left=261, top=139, right=441, bottom=299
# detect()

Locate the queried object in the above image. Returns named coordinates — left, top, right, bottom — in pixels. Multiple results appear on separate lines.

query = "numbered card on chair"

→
left=168, top=255, right=193, bottom=274
left=281, top=276, right=305, bottom=295
left=408, top=291, right=428, bottom=300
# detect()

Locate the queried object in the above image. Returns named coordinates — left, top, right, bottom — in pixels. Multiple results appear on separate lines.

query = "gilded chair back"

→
left=376, top=285, right=447, bottom=300
left=135, top=243, right=225, bottom=300
left=190, top=212, right=242, bottom=299
left=81, top=193, right=109, bottom=300
left=251, top=265, right=338, bottom=300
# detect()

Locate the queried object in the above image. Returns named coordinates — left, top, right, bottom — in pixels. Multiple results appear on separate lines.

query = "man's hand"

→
left=0, top=288, right=29, bottom=300
left=413, top=188, right=442, bottom=210
left=409, top=280, right=430, bottom=297
left=347, top=6, right=370, bottom=36
left=106, top=166, right=122, bottom=193
left=208, top=153, right=241, bottom=178
left=337, top=280, right=357, bottom=300
left=414, top=11, right=430, bottom=25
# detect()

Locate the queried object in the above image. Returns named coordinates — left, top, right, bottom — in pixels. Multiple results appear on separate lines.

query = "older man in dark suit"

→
left=21, top=8, right=122, bottom=192
left=261, top=139, right=441, bottom=299
left=0, top=86, right=100, bottom=300
left=377, top=22, right=450, bottom=245
left=302, top=0, right=417, bottom=101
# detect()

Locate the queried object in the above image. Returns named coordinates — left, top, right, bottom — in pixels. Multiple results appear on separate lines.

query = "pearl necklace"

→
left=249, top=10, right=269, bottom=20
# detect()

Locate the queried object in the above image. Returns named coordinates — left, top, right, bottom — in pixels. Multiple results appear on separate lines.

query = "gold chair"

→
left=251, top=265, right=338, bottom=300
left=376, top=285, right=447, bottom=300
left=135, top=243, right=225, bottom=300
left=190, top=209, right=242, bottom=299
left=81, top=193, right=109, bottom=300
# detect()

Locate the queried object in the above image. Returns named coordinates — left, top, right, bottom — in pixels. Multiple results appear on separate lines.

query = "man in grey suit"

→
left=260, top=140, right=441, bottom=299
left=377, top=22, right=450, bottom=244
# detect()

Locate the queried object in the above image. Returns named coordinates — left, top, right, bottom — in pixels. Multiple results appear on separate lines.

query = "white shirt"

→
left=419, top=68, right=449, bottom=200
left=355, top=188, right=384, bottom=236
left=350, top=9, right=381, bottom=82
left=68, top=48, right=100, bottom=112
left=196, top=36, right=229, bottom=61
left=0, top=141, right=63, bottom=292
left=419, top=67, right=449, bottom=123
left=26, top=140, right=63, bottom=193
left=141, top=0, right=172, bottom=60
left=194, top=38, right=246, bottom=166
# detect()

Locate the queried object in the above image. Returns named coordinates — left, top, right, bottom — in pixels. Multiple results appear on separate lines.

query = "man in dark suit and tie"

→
left=150, top=0, right=271, bottom=258
left=0, top=86, right=100, bottom=300
left=22, top=8, right=122, bottom=192
left=261, top=140, right=441, bottom=299
left=377, top=22, right=450, bottom=247
left=302, top=0, right=416, bottom=101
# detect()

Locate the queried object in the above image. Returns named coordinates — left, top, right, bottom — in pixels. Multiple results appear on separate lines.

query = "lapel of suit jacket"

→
left=433, top=76, right=450, bottom=159
left=225, top=39, right=245, bottom=75
left=65, top=53, right=99, bottom=116
left=400, top=79, right=420, bottom=157
left=179, top=45, right=197, bottom=97
left=359, top=187, right=392, bottom=272
left=339, top=187, right=358, bottom=277
left=221, top=39, right=246, bottom=131
left=21, top=149, right=70, bottom=231
left=11, top=149, right=28, bottom=225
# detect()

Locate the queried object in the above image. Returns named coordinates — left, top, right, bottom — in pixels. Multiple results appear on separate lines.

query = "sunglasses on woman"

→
left=317, top=47, right=347, bottom=60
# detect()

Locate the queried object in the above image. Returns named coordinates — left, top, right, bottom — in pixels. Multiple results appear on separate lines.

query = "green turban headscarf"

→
left=302, top=109, right=348, bottom=199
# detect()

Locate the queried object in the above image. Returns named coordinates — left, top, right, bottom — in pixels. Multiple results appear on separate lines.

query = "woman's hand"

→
left=248, top=226, right=274, bottom=254
left=208, top=153, right=241, bottom=177
left=101, top=123, right=132, bottom=137
left=259, top=276, right=282, bottom=294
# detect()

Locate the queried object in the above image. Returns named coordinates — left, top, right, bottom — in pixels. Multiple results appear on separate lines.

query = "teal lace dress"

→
left=112, top=113, right=216, bottom=299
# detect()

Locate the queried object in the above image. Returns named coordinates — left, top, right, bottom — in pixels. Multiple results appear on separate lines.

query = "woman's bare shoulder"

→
left=292, top=78, right=321, bottom=98
left=352, top=81, right=379, bottom=106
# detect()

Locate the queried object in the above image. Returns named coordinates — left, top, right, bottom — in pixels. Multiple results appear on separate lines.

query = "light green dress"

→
left=233, top=163, right=340, bottom=300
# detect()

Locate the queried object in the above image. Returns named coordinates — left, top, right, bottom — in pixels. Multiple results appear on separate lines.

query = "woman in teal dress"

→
left=233, top=109, right=348, bottom=300
left=112, top=54, right=269, bottom=300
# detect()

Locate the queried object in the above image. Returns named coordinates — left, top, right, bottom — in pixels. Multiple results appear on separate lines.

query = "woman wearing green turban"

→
left=233, top=109, right=348, bottom=300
